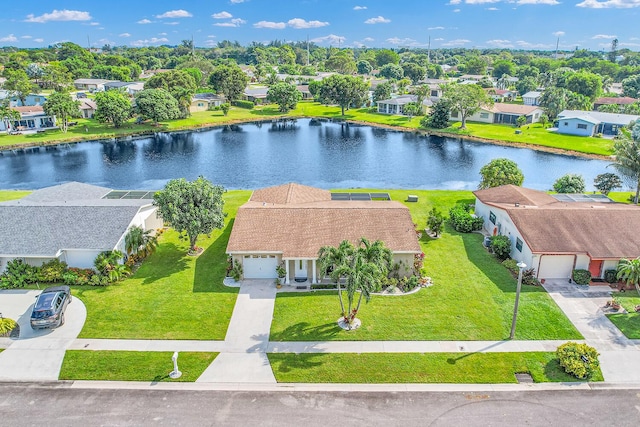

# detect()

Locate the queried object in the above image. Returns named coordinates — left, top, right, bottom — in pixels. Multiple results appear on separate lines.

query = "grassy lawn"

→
left=270, top=190, right=582, bottom=341
left=59, top=351, right=217, bottom=382
left=75, top=190, right=251, bottom=340
left=0, top=190, right=31, bottom=202
left=607, top=292, right=640, bottom=339
left=268, top=352, right=602, bottom=383
left=437, top=122, right=614, bottom=156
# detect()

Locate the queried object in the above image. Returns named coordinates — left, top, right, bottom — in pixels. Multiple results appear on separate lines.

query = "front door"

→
left=294, top=259, right=308, bottom=280
left=589, top=259, right=603, bottom=279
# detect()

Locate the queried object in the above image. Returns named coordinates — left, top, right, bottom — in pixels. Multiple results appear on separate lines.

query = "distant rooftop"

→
left=552, top=193, right=613, bottom=203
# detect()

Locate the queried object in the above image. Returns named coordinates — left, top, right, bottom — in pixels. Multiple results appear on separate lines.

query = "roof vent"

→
left=515, top=202, right=520, bottom=207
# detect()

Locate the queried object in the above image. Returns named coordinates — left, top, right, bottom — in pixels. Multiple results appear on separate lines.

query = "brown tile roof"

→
left=12, top=105, right=44, bottom=113
left=595, top=97, right=637, bottom=105
left=475, top=185, right=640, bottom=259
left=227, top=197, right=421, bottom=258
left=250, top=183, right=331, bottom=205
left=489, top=104, right=542, bottom=115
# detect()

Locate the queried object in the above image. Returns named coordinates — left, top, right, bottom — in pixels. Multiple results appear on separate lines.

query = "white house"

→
left=474, top=185, right=640, bottom=281
left=377, top=95, right=432, bottom=115
left=0, top=106, right=56, bottom=133
left=73, top=78, right=115, bottom=92
left=450, top=104, right=543, bottom=125
left=0, top=182, right=163, bottom=272
left=189, top=93, right=225, bottom=113
left=555, top=110, right=640, bottom=137
left=522, top=91, right=542, bottom=106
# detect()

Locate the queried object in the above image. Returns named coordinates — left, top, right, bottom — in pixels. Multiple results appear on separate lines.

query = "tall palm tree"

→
left=611, top=134, right=640, bottom=204
left=617, top=257, right=640, bottom=296
left=125, top=226, right=158, bottom=258
left=0, top=102, right=20, bottom=134
left=345, top=254, right=383, bottom=328
left=318, top=240, right=355, bottom=317
left=358, top=237, right=392, bottom=275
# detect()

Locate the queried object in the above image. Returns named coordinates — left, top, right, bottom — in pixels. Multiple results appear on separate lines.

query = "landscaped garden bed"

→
left=607, top=292, right=640, bottom=339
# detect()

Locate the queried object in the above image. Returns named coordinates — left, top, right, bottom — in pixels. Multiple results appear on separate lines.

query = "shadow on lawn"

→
left=139, top=242, right=189, bottom=286
left=193, top=220, right=237, bottom=294
left=268, top=353, right=325, bottom=374
left=270, top=320, right=342, bottom=342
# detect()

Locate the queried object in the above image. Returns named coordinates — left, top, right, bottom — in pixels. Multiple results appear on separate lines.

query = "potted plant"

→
left=275, top=278, right=282, bottom=289
left=276, top=262, right=286, bottom=279
left=611, top=297, right=621, bottom=310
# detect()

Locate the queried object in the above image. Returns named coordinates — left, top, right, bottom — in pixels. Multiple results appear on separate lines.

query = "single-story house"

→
left=189, top=93, right=225, bottom=113
left=73, top=79, right=115, bottom=92
left=0, top=91, right=48, bottom=107
left=485, top=88, right=517, bottom=103
left=297, top=85, right=313, bottom=100
left=78, top=99, right=97, bottom=119
left=593, top=96, right=637, bottom=110
left=0, top=106, right=55, bottom=132
left=522, top=91, right=542, bottom=106
left=555, top=110, right=640, bottom=137
left=473, top=185, right=640, bottom=281
left=0, top=182, right=163, bottom=273
left=104, top=81, right=145, bottom=95
left=450, top=104, right=543, bottom=125
left=226, top=183, right=422, bottom=283
left=377, top=95, right=432, bottom=115
left=459, top=74, right=487, bottom=82
left=243, top=87, right=269, bottom=104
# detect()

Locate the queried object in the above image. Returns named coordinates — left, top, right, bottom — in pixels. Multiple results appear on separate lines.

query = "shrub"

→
left=426, top=207, right=444, bottom=237
left=62, top=271, right=80, bottom=286
left=449, top=205, right=484, bottom=233
left=553, top=174, right=586, bottom=193
left=556, top=342, right=599, bottom=380
left=88, top=274, right=110, bottom=286
left=0, top=318, right=18, bottom=336
left=0, top=259, right=36, bottom=289
left=490, top=235, right=511, bottom=260
left=604, top=269, right=618, bottom=284
left=230, top=262, right=243, bottom=281
left=502, top=258, right=518, bottom=275
left=572, top=269, right=591, bottom=285
left=311, top=283, right=338, bottom=290
left=37, top=259, right=68, bottom=283
left=522, top=268, right=540, bottom=286
left=231, top=100, right=254, bottom=109
left=220, top=103, right=230, bottom=116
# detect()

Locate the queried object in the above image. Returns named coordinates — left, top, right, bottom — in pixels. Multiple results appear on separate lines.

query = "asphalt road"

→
left=2, top=384, right=640, bottom=426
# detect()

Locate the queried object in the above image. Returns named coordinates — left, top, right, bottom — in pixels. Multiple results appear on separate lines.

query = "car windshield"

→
left=32, top=309, right=54, bottom=319
left=34, top=293, right=57, bottom=310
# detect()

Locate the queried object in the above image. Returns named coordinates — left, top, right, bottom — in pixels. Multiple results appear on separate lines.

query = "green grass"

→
left=0, top=190, right=31, bottom=202
left=268, top=352, right=602, bottom=383
left=607, top=291, right=640, bottom=338
left=75, top=190, right=251, bottom=340
left=59, top=351, right=217, bottom=382
left=270, top=190, right=582, bottom=342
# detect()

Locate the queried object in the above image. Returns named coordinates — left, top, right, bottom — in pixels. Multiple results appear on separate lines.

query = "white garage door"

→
left=538, top=255, right=574, bottom=279
left=243, top=255, right=278, bottom=279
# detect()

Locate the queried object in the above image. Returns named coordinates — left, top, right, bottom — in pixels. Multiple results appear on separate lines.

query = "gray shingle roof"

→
left=558, top=110, right=640, bottom=126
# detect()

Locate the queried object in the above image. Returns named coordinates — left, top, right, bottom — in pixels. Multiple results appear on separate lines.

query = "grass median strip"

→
left=59, top=350, right=217, bottom=382
left=268, top=352, right=603, bottom=383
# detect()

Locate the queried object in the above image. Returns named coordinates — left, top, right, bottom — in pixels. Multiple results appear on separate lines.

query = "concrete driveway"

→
left=0, top=289, right=86, bottom=381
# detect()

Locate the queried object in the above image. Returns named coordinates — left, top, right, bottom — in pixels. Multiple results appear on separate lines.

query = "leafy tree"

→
left=0, top=101, right=20, bottom=134
left=43, top=91, right=79, bottom=133
left=91, top=64, right=132, bottom=82
left=373, top=81, right=392, bottom=103
left=492, top=60, right=516, bottom=78
left=267, top=82, right=302, bottom=113
left=403, top=102, right=421, bottom=120
left=478, top=158, right=524, bottom=189
left=565, top=71, right=602, bottom=101
left=319, top=74, right=369, bottom=116
left=422, top=99, right=451, bottom=129
left=41, top=62, right=73, bottom=91
left=617, top=257, right=640, bottom=296
left=375, top=49, right=400, bottom=67
left=182, top=68, right=203, bottom=87
left=153, top=176, right=226, bottom=253
left=426, top=63, right=444, bottom=79
left=611, top=134, right=640, bottom=204
left=622, top=75, right=640, bottom=98
left=324, top=52, right=356, bottom=74
left=135, top=89, right=181, bottom=124
left=145, top=70, right=197, bottom=118
left=356, top=60, right=373, bottom=75
left=463, top=56, right=487, bottom=75
left=539, top=114, right=549, bottom=128
left=477, top=77, right=494, bottom=88
left=26, top=63, right=44, bottom=84
left=412, top=85, right=430, bottom=108
left=378, top=63, right=404, bottom=80
left=426, top=207, right=444, bottom=237
left=94, top=90, right=132, bottom=128
left=4, top=69, right=36, bottom=106
left=515, top=76, right=537, bottom=96
left=598, top=103, right=622, bottom=114
left=516, top=115, right=527, bottom=128
left=208, top=64, right=250, bottom=103
left=442, top=83, right=493, bottom=129
left=553, top=174, right=586, bottom=193
left=594, top=173, right=622, bottom=195
left=220, top=103, right=230, bottom=116
left=402, top=63, right=425, bottom=84
left=125, top=226, right=158, bottom=258
left=539, top=87, right=570, bottom=120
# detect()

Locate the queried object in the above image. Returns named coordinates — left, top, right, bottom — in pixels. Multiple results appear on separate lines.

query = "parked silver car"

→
left=30, top=286, right=72, bottom=329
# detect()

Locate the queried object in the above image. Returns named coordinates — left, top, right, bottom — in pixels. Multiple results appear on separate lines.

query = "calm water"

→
left=0, top=119, right=613, bottom=191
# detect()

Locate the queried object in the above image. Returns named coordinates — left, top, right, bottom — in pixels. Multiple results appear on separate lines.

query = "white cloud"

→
left=137, top=19, right=153, bottom=24
left=0, top=34, right=18, bottom=42
left=164, top=22, right=180, bottom=26
left=205, top=39, right=217, bottom=47
left=310, top=34, right=346, bottom=45
left=486, top=39, right=514, bottom=47
left=434, top=37, right=444, bottom=41
left=487, top=7, right=499, bottom=10
left=87, top=22, right=100, bottom=26
left=214, top=18, right=247, bottom=27
left=21, top=35, right=32, bottom=39
left=207, top=35, right=216, bottom=38
left=287, top=18, right=329, bottom=29
left=386, top=37, right=422, bottom=46
left=158, top=32, right=167, bottom=36
left=362, top=37, right=374, bottom=42
left=119, top=33, right=131, bottom=37
left=516, top=0, right=560, bottom=4
left=552, top=30, right=565, bottom=37
left=353, top=5, right=367, bottom=9
left=364, top=16, right=390, bottom=24
left=253, top=21, right=286, bottom=29
left=25, top=9, right=91, bottom=23
left=442, top=38, right=471, bottom=46
left=453, top=8, right=461, bottom=12
left=212, top=11, right=233, bottom=19
left=130, top=37, right=169, bottom=47
left=592, top=34, right=617, bottom=39
left=155, top=10, right=192, bottom=19
left=448, top=0, right=461, bottom=4
left=34, top=38, right=44, bottom=43
left=230, top=0, right=246, bottom=3
left=428, top=26, right=445, bottom=30
left=516, top=40, right=552, bottom=48
left=577, top=0, right=640, bottom=7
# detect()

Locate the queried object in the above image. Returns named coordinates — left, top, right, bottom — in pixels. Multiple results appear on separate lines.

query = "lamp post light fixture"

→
left=169, top=351, right=182, bottom=379
left=509, top=261, right=527, bottom=340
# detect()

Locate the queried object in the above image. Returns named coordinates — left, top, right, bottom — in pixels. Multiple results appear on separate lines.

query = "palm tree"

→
left=318, top=240, right=355, bottom=317
left=617, top=258, right=640, bottom=296
left=611, top=134, right=640, bottom=204
left=357, top=237, right=392, bottom=274
left=342, top=254, right=382, bottom=329
left=0, top=102, right=20, bottom=134
left=125, top=226, right=158, bottom=258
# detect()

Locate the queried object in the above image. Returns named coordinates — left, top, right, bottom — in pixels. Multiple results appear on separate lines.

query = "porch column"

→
left=312, top=259, right=317, bottom=284
left=284, top=260, right=290, bottom=284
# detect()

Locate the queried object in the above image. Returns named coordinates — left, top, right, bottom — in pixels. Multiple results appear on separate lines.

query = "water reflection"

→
left=143, top=132, right=196, bottom=159
left=101, top=141, right=136, bottom=164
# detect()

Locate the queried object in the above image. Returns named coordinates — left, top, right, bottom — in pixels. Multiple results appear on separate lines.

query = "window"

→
left=516, top=238, right=523, bottom=252
left=480, top=112, right=489, bottom=119
left=299, top=260, right=303, bottom=269
left=431, top=90, right=438, bottom=97
left=451, top=111, right=459, bottom=118
left=489, top=211, right=496, bottom=225
left=577, top=123, right=587, bottom=130
left=563, top=122, right=568, bottom=126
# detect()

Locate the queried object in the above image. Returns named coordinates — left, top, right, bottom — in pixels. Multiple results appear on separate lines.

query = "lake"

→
left=0, top=119, right=613, bottom=191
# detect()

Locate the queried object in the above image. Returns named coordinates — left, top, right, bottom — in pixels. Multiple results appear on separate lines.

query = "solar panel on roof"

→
left=350, top=193, right=372, bottom=200
left=103, top=190, right=157, bottom=200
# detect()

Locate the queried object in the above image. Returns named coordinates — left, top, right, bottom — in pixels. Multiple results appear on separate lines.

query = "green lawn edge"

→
left=607, top=292, right=640, bottom=338
left=0, top=190, right=32, bottom=202
left=268, top=352, right=603, bottom=383
left=59, top=350, right=217, bottom=382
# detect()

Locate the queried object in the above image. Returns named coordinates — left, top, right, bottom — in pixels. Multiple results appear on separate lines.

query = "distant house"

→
left=593, top=97, right=637, bottom=111
left=555, top=110, right=640, bottom=137
left=474, top=185, right=640, bottom=281
left=522, top=91, right=542, bottom=106
left=296, top=85, right=313, bottom=100
left=377, top=95, right=432, bottom=115
left=73, top=79, right=115, bottom=92
left=0, top=90, right=47, bottom=107
left=104, top=81, right=145, bottom=95
left=243, top=87, right=269, bottom=104
left=450, top=104, right=543, bottom=125
left=0, top=106, right=55, bottom=132
left=485, top=88, right=517, bottom=103
left=189, top=93, right=225, bottom=113
left=78, top=99, right=97, bottom=119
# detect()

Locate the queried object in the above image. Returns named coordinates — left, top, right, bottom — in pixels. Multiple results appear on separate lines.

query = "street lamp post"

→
left=509, top=261, right=527, bottom=340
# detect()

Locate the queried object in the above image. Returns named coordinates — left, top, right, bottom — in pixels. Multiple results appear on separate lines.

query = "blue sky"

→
left=1, top=0, right=639, bottom=51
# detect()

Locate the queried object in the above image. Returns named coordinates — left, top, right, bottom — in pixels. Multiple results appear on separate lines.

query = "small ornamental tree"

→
left=426, top=207, right=444, bottom=237
left=266, top=82, right=302, bottom=113
left=153, top=176, right=226, bottom=253
left=135, top=89, right=181, bottom=124
left=478, top=158, right=524, bottom=189
left=553, top=174, right=585, bottom=193
left=220, top=103, right=230, bottom=116
left=43, top=91, right=79, bottom=133
left=422, top=99, right=451, bottom=129
left=594, top=173, right=622, bottom=196
left=516, top=115, right=527, bottom=128
left=616, top=257, right=640, bottom=295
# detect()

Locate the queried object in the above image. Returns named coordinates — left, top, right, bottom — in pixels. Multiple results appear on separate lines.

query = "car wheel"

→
left=60, top=313, right=65, bottom=327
